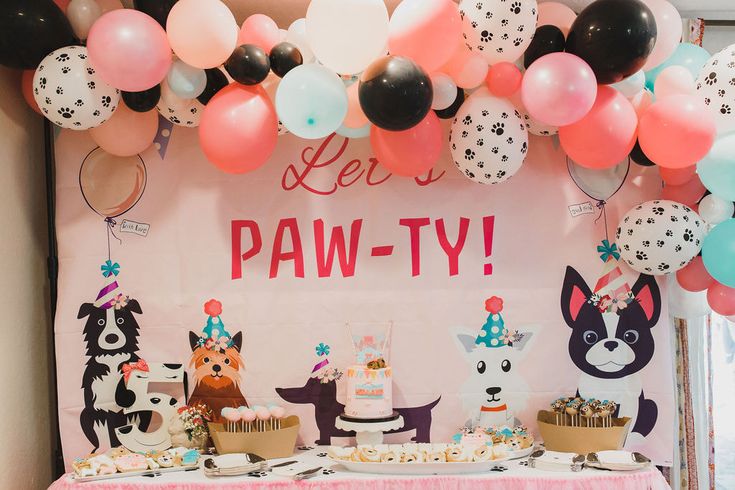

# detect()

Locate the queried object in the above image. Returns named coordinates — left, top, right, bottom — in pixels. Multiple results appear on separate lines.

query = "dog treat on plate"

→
left=358, top=445, right=381, bottom=462
left=115, top=453, right=148, bottom=472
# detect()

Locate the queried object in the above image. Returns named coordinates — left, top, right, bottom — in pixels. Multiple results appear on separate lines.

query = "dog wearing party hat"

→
left=187, top=300, right=248, bottom=423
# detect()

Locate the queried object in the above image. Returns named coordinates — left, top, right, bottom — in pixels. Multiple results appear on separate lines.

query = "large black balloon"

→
left=359, top=56, right=432, bottom=131
left=224, top=45, right=270, bottom=86
left=197, top=68, right=229, bottom=105
left=629, top=139, right=655, bottom=167
left=524, top=25, right=566, bottom=69
left=566, top=0, right=657, bottom=84
left=0, top=0, right=75, bottom=69
left=134, top=0, right=178, bottom=28
left=122, top=86, right=161, bottom=113
left=435, top=87, right=465, bottom=120
left=269, top=42, right=303, bottom=78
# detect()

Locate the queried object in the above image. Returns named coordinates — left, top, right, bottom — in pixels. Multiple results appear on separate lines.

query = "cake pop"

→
left=237, top=406, right=248, bottom=432
left=255, top=406, right=271, bottom=431
left=241, top=407, right=256, bottom=432
left=222, top=407, right=240, bottom=432
left=269, top=405, right=286, bottom=430
left=565, top=399, right=582, bottom=427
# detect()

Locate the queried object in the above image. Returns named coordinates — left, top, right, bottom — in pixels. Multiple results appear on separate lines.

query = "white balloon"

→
left=33, top=46, right=120, bottom=130
left=306, top=0, right=389, bottom=74
left=616, top=200, right=705, bottom=275
left=698, top=194, right=735, bottom=225
left=431, top=73, right=457, bottom=110
left=458, top=0, right=538, bottom=64
left=611, top=70, right=645, bottom=98
left=286, top=19, right=315, bottom=64
left=167, top=60, right=207, bottom=100
left=156, top=80, right=204, bottom=127
left=667, top=275, right=711, bottom=318
left=696, top=44, right=735, bottom=134
left=66, top=0, right=102, bottom=41
left=450, top=90, right=529, bottom=184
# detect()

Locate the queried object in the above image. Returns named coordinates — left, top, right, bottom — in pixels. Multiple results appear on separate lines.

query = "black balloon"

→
left=524, top=25, right=566, bottom=69
left=565, top=0, right=657, bottom=84
left=224, top=45, right=270, bottom=86
left=435, top=87, right=465, bottom=120
left=269, top=42, right=303, bottom=78
left=359, top=56, right=432, bottom=131
left=134, top=0, right=178, bottom=28
left=197, top=68, right=229, bottom=105
left=629, top=140, right=655, bottom=167
left=122, top=86, right=161, bottom=113
left=0, top=0, right=75, bottom=69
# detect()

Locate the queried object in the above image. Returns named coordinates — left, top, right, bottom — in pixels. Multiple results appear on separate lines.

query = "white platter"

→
left=506, top=446, right=534, bottom=460
left=71, top=464, right=199, bottom=482
left=329, top=456, right=510, bottom=475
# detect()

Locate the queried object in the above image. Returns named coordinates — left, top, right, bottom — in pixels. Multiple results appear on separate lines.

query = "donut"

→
left=472, top=445, right=493, bottom=462
left=115, top=453, right=148, bottom=472
left=357, top=446, right=380, bottom=463
left=400, top=451, right=423, bottom=463
left=380, top=451, right=399, bottom=463
left=445, top=445, right=468, bottom=462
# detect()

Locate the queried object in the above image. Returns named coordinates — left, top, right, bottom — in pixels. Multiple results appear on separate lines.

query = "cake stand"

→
left=336, top=412, right=405, bottom=446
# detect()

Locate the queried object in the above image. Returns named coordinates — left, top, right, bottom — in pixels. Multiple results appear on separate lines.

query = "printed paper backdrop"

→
left=54, top=122, right=674, bottom=467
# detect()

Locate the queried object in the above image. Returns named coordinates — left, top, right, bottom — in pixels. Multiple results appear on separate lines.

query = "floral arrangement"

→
left=176, top=403, right=212, bottom=442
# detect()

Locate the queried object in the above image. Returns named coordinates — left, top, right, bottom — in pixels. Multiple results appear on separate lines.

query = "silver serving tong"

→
left=294, top=466, right=322, bottom=481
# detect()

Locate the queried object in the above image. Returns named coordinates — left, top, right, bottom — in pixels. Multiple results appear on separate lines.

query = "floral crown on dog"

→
left=194, top=299, right=234, bottom=352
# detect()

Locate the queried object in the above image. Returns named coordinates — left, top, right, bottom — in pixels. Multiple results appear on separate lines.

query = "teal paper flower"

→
left=101, top=260, right=120, bottom=277
left=315, top=343, right=330, bottom=357
left=597, top=240, right=620, bottom=262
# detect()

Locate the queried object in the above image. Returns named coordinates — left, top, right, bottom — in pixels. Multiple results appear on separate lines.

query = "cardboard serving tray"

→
left=209, top=415, right=300, bottom=459
left=537, top=410, right=631, bottom=454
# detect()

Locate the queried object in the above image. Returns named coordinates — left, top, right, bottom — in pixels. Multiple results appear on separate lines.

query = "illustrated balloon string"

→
left=105, top=217, right=122, bottom=261
left=595, top=201, right=610, bottom=243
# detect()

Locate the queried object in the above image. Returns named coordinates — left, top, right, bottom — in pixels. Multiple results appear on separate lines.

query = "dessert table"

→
left=49, top=447, right=670, bottom=490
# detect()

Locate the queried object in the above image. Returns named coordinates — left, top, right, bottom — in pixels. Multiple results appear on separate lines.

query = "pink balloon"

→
left=677, top=256, right=715, bottom=292
left=344, top=82, right=369, bottom=129
left=371, top=112, right=442, bottom=177
left=537, top=2, right=577, bottom=36
left=521, top=53, right=597, bottom=127
left=708, top=282, right=735, bottom=316
left=199, top=83, right=278, bottom=174
left=21, top=70, right=41, bottom=115
left=90, top=104, right=159, bottom=157
left=486, top=62, right=522, bottom=98
left=88, top=10, right=172, bottom=92
left=654, top=66, right=695, bottom=99
left=167, top=0, right=238, bottom=69
left=441, top=44, right=488, bottom=89
left=660, top=175, right=706, bottom=209
left=641, top=0, right=682, bottom=71
left=638, top=95, right=716, bottom=169
left=238, top=14, right=281, bottom=54
left=660, top=165, right=696, bottom=186
left=388, top=0, right=462, bottom=73
left=559, top=86, right=638, bottom=169
left=630, top=89, right=654, bottom=118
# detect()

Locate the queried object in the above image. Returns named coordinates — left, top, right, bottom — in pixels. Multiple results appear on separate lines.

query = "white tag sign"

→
left=568, top=202, right=595, bottom=218
left=120, top=219, right=150, bottom=237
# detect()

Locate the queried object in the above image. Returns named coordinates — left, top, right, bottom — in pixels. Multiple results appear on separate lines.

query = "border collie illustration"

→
left=79, top=262, right=147, bottom=452
left=453, top=296, right=535, bottom=427
left=560, top=241, right=661, bottom=439
left=187, top=300, right=247, bottom=422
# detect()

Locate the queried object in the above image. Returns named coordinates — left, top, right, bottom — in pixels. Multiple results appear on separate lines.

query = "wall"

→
left=0, top=68, right=54, bottom=488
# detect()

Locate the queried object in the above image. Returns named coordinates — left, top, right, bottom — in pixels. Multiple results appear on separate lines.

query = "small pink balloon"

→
left=371, top=112, right=442, bottom=177
left=442, top=44, right=488, bottom=89
left=238, top=14, right=280, bottom=54
left=538, top=2, right=577, bottom=36
left=677, top=256, right=715, bottom=292
left=167, top=0, right=238, bottom=69
left=708, top=282, right=735, bottom=316
left=88, top=9, right=172, bottom=92
left=486, top=62, right=522, bottom=98
left=641, top=0, right=682, bottom=71
left=654, top=66, right=695, bottom=99
left=559, top=86, right=638, bottom=169
left=90, top=104, right=159, bottom=157
left=344, top=82, right=369, bottom=129
left=521, top=53, right=597, bottom=127
left=638, top=95, right=716, bottom=169
left=660, top=165, right=696, bottom=186
left=269, top=406, right=286, bottom=419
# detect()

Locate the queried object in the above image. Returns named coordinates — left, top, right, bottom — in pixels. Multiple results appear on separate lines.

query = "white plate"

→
left=329, top=456, right=510, bottom=475
left=506, top=447, right=534, bottom=460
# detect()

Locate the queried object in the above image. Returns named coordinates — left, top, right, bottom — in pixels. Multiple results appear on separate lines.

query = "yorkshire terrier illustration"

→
left=187, top=300, right=247, bottom=422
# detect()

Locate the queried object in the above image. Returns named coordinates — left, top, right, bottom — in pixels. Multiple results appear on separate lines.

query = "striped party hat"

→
left=591, top=240, right=634, bottom=314
left=94, top=260, right=122, bottom=309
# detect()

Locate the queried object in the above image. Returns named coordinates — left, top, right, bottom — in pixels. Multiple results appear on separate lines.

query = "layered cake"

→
left=344, top=360, right=393, bottom=419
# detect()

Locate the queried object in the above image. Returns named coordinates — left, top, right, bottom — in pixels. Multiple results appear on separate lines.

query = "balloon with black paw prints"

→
left=450, top=91, right=528, bottom=184
left=696, top=44, right=735, bottom=134
left=156, top=79, right=205, bottom=127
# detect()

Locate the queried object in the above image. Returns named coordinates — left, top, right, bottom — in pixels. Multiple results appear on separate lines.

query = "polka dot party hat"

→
left=475, top=296, right=520, bottom=348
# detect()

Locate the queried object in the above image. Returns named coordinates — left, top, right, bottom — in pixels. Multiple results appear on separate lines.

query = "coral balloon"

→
left=199, top=83, right=278, bottom=174
left=641, top=0, right=682, bottom=71
left=659, top=166, right=695, bottom=186
left=559, top=86, right=638, bottom=169
left=21, top=70, right=41, bottom=115
left=660, top=175, right=706, bottom=208
left=486, top=62, right=522, bottom=98
left=538, top=2, right=577, bottom=36
left=388, top=0, right=462, bottom=73
left=167, top=0, right=238, bottom=69
left=238, top=14, right=280, bottom=54
left=630, top=89, right=654, bottom=117
left=371, top=112, right=442, bottom=177
left=654, top=66, right=695, bottom=99
left=638, top=95, right=716, bottom=168
left=90, top=104, right=159, bottom=157
left=521, top=53, right=598, bottom=127
left=702, top=218, right=735, bottom=288
left=79, top=148, right=147, bottom=218
left=441, top=44, right=488, bottom=90
left=708, top=282, right=735, bottom=316
left=88, top=9, right=172, bottom=92
left=676, top=256, right=715, bottom=292
left=66, top=0, right=102, bottom=40
left=344, top=82, right=369, bottom=129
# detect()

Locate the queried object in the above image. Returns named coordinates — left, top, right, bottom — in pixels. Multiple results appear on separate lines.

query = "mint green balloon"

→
left=702, top=218, right=735, bottom=287
left=697, top=132, right=735, bottom=202
left=645, top=43, right=710, bottom=92
left=275, top=64, right=348, bottom=139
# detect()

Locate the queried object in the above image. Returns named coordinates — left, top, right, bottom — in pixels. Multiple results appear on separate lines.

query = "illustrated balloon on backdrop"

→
left=654, top=66, right=695, bottom=98
left=199, top=83, right=278, bottom=174
left=306, top=0, right=388, bottom=75
left=611, top=70, right=646, bottom=98
left=388, top=0, right=462, bottom=73
left=698, top=194, right=735, bottom=225
left=224, top=45, right=271, bottom=86
left=359, top=56, right=432, bottom=131
left=458, top=0, right=538, bottom=65
left=167, top=0, right=238, bottom=69
left=640, top=0, right=682, bottom=71
left=708, top=283, right=735, bottom=316
left=122, top=86, right=161, bottom=113
left=90, top=104, right=159, bottom=157
left=156, top=80, right=205, bottom=127
left=702, top=218, right=735, bottom=288
left=269, top=43, right=303, bottom=78
left=645, top=43, right=710, bottom=91
left=441, top=44, right=488, bottom=89
left=565, top=0, right=657, bottom=84
left=567, top=157, right=630, bottom=201
left=134, top=0, right=177, bottom=28
left=80, top=147, right=147, bottom=218
left=0, top=0, right=75, bottom=70
left=167, top=60, right=207, bottom=99
left=435, top=87, right=465, bottom=120
left=521, top=53, right=597, bottom=127
left=66, top=0, right=102, bottom=41
left=450, top=90, right=529, bottom=185
left=87, top=9, right=172, bottom=92
left=524, top=26, right=566, bottom=69
left=238, top=14, right=280, bottom=54
left=616, top=200, right=705, bottom=275
left=697, top=132, right=735, bottom=202
left=197, top=68, right=229, bottom=105
left=696, top=44, right=735, bottom=134
left=371, top=112, right=442, bottom=177
left=559, top=86, right=638, bottom=169
left=537, top=2, right=577, bottom=36
left=276, top=64, right=348, bottom=139
left=33, top=46, right=120, bottom=130
left=485, top=62, right=522, bottom=98
left=286, top=19, right=314, bottom=64
left=676, top=256, right=715, bottom=292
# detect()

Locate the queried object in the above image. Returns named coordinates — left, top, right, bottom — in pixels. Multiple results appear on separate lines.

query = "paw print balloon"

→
left=33, top=46, right=120, bottom=130
left=450, top=89, right=528, bottom=184
left=156, top=80, right=205, bottom=127
left=696, top=45, right=735, bottom=134
left=459, top=0, right=538, bottom=64
left=616, top=200, right=704, bottom=275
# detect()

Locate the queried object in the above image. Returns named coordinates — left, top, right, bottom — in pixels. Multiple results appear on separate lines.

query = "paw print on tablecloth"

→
left=635, top=218, right=643, bottom=225
left=297, top=446, right=315, bottom=451
left=316, top=452, right=328, bottom=458
left=56, top=86, right=64, bottom=95
left=247, top=471, right=269, bottom=478
left=490, top=464, right=508, bottom=472
left=513, top=37, right=523, bottom=47
left=61, top=66, right=70, bottom=74
left=519, top=460, right=529, bottom=467
left=322, top=469, right=335, bottom=476
left=86, top=67, right=95, bottom=76
left=718, top=89, right=726, bottom=97
left=647, top=218, right=655, bottom=224
left=506, top=137, right=514, bottom=144
left=501, top=19, right=509, bottom=27
left=461, top=130, right=469, bottom=138
left=623, top=244, right=630, bottom=251
left=642, top=240, right=650, bottom=248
